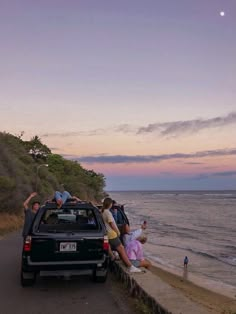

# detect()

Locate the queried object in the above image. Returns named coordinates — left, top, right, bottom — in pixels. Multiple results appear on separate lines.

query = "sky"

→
left=0, top=0, right=236, bottom=190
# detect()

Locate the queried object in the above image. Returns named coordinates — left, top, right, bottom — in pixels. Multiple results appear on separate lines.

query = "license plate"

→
left=59, top=242, right=77, bottom=252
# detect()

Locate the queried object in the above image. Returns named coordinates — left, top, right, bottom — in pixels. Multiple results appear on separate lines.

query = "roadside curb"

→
left=110, top=261, right=170, bottom=314
left=110, top=261, right=209, bottom=314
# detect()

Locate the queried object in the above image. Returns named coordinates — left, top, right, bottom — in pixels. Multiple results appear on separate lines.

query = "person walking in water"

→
left=101, top=197, right=142, bottom=273
left=184, top=256, right=189, bottom=268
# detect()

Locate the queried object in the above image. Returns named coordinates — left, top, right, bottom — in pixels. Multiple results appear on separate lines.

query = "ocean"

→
left=109, top=190, right=236, bottom=298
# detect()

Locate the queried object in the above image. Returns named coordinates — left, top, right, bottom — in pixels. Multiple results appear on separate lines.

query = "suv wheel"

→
left=21, top=270, right=36, bottom=287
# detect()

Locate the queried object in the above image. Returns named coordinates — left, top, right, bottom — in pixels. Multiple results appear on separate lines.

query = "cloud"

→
left=40, top=112, right=236, bottom=138
left=64, top=148, right=236, bottom=164
left=41, top=128, right=108, bottom=138
left=212, top=170, right=236, bottom=177
left=137, top=112, right=236, bottom=136
left=184, top=162, right=204, bottom=165
left=114, top=124, right=136, bottom=134
left=194, top=170, right=236, bottom=179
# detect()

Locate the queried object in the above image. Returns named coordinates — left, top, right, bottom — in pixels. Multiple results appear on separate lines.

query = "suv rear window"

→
left=37, top=208, right=99, bottom=232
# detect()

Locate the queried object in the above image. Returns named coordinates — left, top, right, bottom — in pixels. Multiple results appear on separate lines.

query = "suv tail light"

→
left=103, top=235, right=109, bottom=250
left=23, top=236, right=32, bottom=252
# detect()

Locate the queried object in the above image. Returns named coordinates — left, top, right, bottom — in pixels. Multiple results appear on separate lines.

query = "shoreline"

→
left=144, top=241, right=236, bottom=299
left=146, top=252, right=236, bottom=299
left=149, top=263, right=236, bottom=314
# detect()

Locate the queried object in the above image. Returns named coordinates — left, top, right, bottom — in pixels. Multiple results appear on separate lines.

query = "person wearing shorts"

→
left=184, top=256, right=189, bottom=268
left=101, top=197, right=141, bottom=273
left=125, top=235, right=151, bottom=269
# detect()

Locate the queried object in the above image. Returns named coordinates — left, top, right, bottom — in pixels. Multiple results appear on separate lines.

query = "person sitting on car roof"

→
left=54, top=190, right=81, bottom=208
left=22, top=192, right=40, bottom=238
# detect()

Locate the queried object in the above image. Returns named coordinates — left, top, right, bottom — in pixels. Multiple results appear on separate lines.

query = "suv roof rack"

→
left=43, top=200, right=99, bottom=211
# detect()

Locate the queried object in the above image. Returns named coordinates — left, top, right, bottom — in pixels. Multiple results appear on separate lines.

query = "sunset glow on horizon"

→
left=1, top=0, right=236, bottom=190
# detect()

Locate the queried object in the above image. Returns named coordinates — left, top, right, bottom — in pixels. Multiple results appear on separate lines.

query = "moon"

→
left=220, top=11, right=225, bottom=17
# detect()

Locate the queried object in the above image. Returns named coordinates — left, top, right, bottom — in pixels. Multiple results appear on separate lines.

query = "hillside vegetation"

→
left=0, top=132, right=106, bottom=215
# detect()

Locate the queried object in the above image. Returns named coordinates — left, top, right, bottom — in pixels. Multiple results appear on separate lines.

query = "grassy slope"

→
left=0, top=132, right=106, bottom=235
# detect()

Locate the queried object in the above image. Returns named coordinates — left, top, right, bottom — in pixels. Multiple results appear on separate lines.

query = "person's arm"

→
left=110, top=208, right=118, bottom=223
left=109, top=221, right=120, bottom=236
left=23, top=192, right=37, bottom=210
left=130, top=228, right=142, bottom=241
left=130, top=221, right=147, bottom=241
left=72, top=195, right=81, bottom=201
left=141, top=221, right=147, bottom=230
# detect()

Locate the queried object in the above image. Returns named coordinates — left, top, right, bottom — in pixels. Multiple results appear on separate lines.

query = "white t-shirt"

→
left=123, top=228, right=143, bottom=247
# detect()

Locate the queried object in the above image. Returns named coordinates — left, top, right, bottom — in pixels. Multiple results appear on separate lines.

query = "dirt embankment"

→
left=0, top=213, right=23, bottom=237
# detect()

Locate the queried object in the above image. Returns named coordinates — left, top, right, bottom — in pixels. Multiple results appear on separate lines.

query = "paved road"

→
left=0, top=233, right=136, bottom=314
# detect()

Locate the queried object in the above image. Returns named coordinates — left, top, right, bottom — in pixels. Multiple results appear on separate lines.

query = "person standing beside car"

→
left=101, top=197, right=142, bottom=273
left=22, top=192, right=40, bottom=238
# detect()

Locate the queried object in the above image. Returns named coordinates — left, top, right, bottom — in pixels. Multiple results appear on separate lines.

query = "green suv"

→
left=21, top=201, right=109, bottom=287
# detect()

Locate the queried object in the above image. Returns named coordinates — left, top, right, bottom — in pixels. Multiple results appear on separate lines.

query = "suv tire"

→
left=93, top=269, right=108, bottom=283
left=21, top=270, right=36, bottom=287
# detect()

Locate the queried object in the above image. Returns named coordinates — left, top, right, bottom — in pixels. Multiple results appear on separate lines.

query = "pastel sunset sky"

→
left=1, top=0, right=236, bottom=190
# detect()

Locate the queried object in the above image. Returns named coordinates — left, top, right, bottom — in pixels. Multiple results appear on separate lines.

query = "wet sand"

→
left=150, top=265, right=236, bottom=314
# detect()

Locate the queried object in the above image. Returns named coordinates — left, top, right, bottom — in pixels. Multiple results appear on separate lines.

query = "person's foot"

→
left=56, top=198, right=63, bottom=208
left=112, top=251, right=120, bottom=260
left=129, top=265, right=142, bottom=273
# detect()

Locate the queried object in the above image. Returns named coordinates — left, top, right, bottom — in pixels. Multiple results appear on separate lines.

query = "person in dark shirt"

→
left=110, top=200, right=123, bottom=224
left=22, top=192, right=40, bottom=238
left=184, top=256, right=189, bottom=268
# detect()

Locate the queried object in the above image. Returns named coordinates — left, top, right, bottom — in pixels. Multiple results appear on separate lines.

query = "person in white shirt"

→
left=123, top=221, right=147, bottom=247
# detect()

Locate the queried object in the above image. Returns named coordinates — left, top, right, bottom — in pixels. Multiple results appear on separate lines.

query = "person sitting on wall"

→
left=123, top=221, right=147, bottom=247
left=125, top=234, right=151, bottom=269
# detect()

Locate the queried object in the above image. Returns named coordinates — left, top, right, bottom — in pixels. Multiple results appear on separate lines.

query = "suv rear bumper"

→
left=26, top=255, right=106, bottom=266
left=22, top=254, right=108, bottom=273
left=39, top=268, right=107, bottom=277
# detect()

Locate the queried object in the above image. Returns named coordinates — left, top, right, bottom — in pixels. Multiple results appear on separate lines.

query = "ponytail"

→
left=101, top=197, right=113, bottom=212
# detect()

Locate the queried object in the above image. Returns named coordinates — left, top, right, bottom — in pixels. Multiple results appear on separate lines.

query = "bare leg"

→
left=108, top=246, right=115, bottom=260
left=116, top=244, right=132, bottom=267
left=140, top=259, right=151, bottom=269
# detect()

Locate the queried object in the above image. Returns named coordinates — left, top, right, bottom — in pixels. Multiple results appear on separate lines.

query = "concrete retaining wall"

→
left=110, top=261, right=209, bottom=314
left=111, top=261, right=169, bottom=314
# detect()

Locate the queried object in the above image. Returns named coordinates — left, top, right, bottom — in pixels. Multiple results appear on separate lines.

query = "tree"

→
left=24, top=136, right=51, bottom=161
left=0, top=132, right=106, bottom=213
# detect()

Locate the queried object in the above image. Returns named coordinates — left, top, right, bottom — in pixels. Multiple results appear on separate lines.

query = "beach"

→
left=150, top=264, right=236, bottom=314
left=110, top=190, right=236, bottom=312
